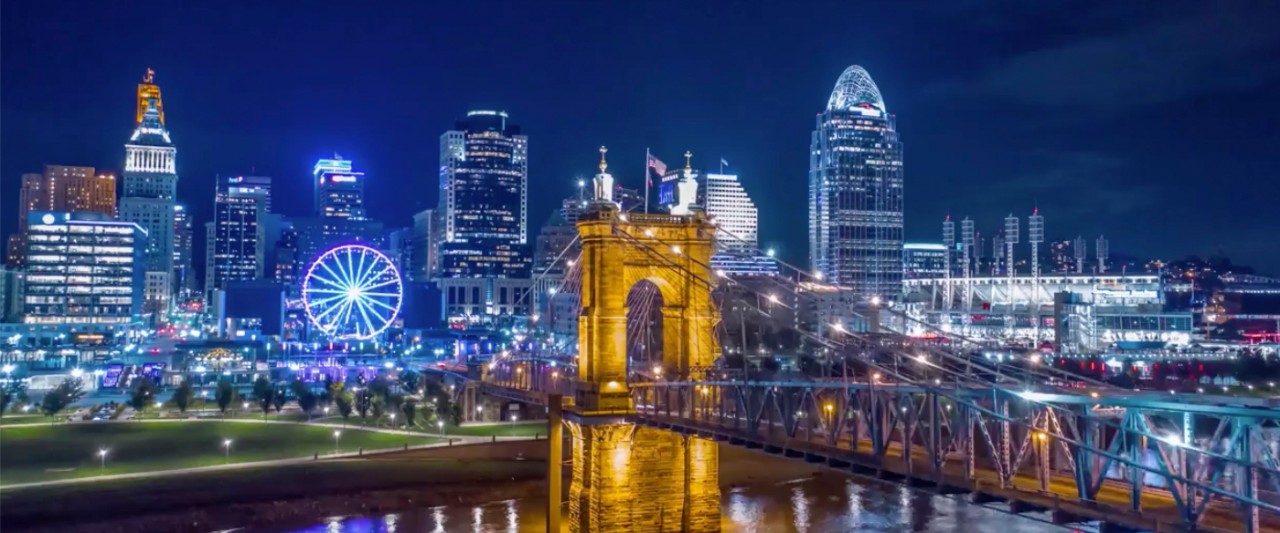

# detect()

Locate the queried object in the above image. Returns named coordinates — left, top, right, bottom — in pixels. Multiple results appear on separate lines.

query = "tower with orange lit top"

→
left=118, top=68, right=180, bottom=319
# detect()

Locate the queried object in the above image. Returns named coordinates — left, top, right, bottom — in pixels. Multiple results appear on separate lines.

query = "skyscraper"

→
left=436, top=110, right=531, bottom=279
left=228, top=175, right=273, bottom=212
left=703, top=173, right=758, bottom=253
left=205, top=178, right=268, bottom=293
left=313, top=156, right=363, bottom=219
left=173, top=203, right=195, bottom=297
left=808, top=65, right=904, bottom=300
left=6, top=165, right=117, bottom=268
left=434, top=111, right=532, bottom=323
left=118, top=69, right=179, bottom=316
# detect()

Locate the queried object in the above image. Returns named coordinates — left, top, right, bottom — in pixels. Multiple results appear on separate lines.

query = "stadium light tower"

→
left=1028, top=208, right=1044, bottom=343
left=1003, top=214, right=1019, bottom=338
left=1096, top=235, right=1109, bottom=274
left=961, top=217, right=975, bottom=314
left=1073, top=235, right=1087, bottom=274
left=942, top=215, right=955, bottom=310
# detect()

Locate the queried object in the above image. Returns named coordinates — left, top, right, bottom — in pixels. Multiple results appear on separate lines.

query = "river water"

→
left=272, top=475, right=1083, bottom=533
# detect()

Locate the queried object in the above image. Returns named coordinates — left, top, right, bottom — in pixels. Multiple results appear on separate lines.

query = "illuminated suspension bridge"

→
left=469, top=168, right=1280, bottom=533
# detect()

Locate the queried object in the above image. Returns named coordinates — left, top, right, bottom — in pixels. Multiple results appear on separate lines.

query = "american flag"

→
left=647, top=153, right=667, bottom=181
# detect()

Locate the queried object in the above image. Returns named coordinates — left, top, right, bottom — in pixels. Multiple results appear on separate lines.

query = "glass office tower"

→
left=808, top=65, right=904, bottom=300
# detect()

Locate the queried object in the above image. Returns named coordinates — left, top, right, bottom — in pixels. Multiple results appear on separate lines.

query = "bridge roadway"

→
left=470, top=378, right=1277, bottom=533
left=638, top=409, right=1274, bottom=533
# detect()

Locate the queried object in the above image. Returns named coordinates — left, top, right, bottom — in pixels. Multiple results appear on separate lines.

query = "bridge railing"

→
left=630, top=379, right=1280, bottom=532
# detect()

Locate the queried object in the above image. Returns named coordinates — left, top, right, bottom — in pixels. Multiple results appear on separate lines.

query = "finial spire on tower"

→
left=144, top=68, right=155, bottom=84
left=598, top=146, right=608, bottom=173
left=684, top=150, right=693, bottom=172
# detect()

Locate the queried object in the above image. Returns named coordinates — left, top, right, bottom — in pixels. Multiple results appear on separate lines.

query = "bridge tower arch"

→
left=575, top=205, right=719, bottom=412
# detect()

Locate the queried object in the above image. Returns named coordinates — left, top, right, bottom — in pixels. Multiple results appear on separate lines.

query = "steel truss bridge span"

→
left=483, top=358, right=1280, bottom=532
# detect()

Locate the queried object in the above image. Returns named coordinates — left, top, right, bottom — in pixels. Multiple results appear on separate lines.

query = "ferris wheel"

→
left=302, top=244, right=403, bottom=340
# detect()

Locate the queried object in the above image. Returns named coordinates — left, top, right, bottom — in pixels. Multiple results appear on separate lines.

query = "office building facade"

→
left=703, top=173, right=758, bottom=253
left=313, top=157, right=363, bottom=219
left=7, top=165, right=116, bottom=268
left=173, top=204, right=196, bottom=297
left=809, top=65, right=904, bottom=300
left=205, top=180, right=269, bottom=293
left=436, top=110, right=531, bottom=279
left=22, top=212, right=146, bottom=325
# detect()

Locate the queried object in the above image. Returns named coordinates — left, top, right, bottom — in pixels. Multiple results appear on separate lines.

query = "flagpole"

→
left=719, top=156, right=724, bottom=174
left=644, top=147, right=650, bottom=214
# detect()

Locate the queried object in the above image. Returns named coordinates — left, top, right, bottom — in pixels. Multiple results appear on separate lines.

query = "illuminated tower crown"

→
left=136, top=68, right=164, bottom=126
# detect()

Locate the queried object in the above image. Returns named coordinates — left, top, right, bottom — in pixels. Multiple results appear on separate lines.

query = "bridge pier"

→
left=566, top=418, right=719, bottom=532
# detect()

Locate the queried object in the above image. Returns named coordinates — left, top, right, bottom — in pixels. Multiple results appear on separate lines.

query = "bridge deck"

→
left=638, top=412, right=1276, bottom=533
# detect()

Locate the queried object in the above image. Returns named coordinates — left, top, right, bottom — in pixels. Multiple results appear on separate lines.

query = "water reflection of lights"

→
left=727, top=487, right=764, bottom=529
left=844, top=480, right=863, bottom=523
left=383, top=513, right=398, bottom=532
left=791, top=485, right=811, bottom=532
left=430, top=506, right=446, bottom=533
left=506, top=499, right=518, bottom=533
left=472, top=506, right=483, bottom=528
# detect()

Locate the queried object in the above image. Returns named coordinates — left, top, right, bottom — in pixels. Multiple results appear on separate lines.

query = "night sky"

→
left=4, top=1, right=1279, bottom=274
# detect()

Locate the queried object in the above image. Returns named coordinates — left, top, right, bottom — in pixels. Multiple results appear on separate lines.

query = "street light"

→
left=98, top=449, right=109, bottom=470
left=389, top=413, right=396, bottom=428
left=437, top=420, right=445, bottom=436
left=510, top=413, right=517, bottom=428
left=222, top=439, right=233, bottom=463
left=333, top=430, right=342, bottom=454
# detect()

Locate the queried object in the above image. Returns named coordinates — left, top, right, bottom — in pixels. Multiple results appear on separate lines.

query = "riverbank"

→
left=2, top=440, right=829, bottom=533
left=3, top=440, right=548, bottom=533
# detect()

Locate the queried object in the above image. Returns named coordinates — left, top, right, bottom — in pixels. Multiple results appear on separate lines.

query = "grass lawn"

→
left=0, top=415, right=54, bottom=426
left=0, top=421, right=439, bottom=485
left=447, top=421, right=547, bottom=437
left=329, top=416, right=548, bottom=437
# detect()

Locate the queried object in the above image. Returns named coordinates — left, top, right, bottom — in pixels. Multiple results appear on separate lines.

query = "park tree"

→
left=272, top=388, right=287, bottom=413
left=400, top=399, right=416, bottom=429
left=298, top=390, right=317, bottom=417
left=252, top=377, right=274, bottom=419
left=355, top=388, right=371, bottom=420
left=368, top=376, right=392, bottom=403
left=399, top=370, right=421, bottom=395
left=335, top=391, right=354, bottom=423
left=0, top=379, right=28, bottom=416
left=127, top=376, right=159, bottom=412
left=290, top=379, right=318, bottom=417
left=215, top=380, right=238, bottom=413
left=41, top=377, right=85, bottom=417
left=173, top=380, right=195, bottom=413
left=321, top=376, right=343, bottom=406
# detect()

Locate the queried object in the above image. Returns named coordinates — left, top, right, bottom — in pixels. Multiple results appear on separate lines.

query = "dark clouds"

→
left=960, top=3, right=1280, bottom=111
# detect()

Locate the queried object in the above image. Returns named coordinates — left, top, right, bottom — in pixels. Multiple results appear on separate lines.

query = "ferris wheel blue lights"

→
left=302, top=244, right=403, bottom=340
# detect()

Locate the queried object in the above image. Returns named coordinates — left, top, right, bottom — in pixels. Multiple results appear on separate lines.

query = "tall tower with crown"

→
left=118, top=68, right=180, bottom=319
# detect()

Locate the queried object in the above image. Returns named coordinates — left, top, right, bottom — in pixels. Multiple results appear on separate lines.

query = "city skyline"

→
left=2, top=2, right=1279, bottom=275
